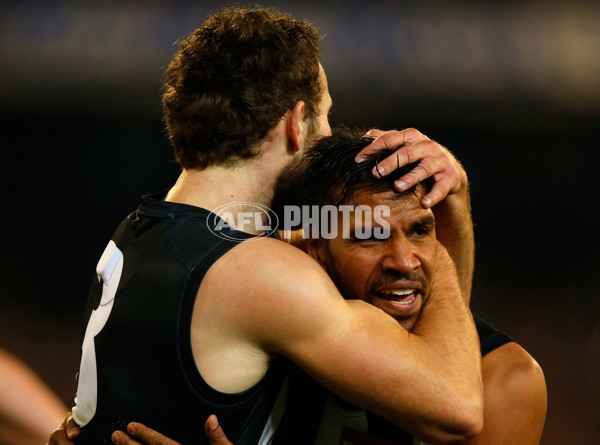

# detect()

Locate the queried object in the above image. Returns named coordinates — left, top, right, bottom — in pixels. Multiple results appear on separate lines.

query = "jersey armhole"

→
left=175, top=234, right=288, bottom=407
left=474, top=315, right=514, bottom=357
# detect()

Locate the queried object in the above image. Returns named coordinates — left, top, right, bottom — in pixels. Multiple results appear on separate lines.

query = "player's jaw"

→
left=366, top=275, right=427, bottom=330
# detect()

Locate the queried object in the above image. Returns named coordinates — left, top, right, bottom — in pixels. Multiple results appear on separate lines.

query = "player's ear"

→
left=306, top=238, right=330, bottom=273
left=286, top=101, right=305, bottom=153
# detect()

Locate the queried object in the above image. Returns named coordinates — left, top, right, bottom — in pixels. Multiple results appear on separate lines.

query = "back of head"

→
left=302, top=127, right=433, bottom=206
left=163, top=7, right=322, bottom=169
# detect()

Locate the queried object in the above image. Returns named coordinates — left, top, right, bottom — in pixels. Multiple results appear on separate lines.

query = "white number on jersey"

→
left=72, top=240, right=123, bottom=426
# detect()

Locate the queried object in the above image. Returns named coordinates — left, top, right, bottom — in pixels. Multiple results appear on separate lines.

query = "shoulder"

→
left=477, top=342, right=547, bottom=443
left=457, top=342, right=547, bottom=444
left=207, top=236, right=332, bottom=290
left=206, top=238, right=333, bottom=293
left=196, top=236, right=348, bottom=340
left=483, top=342, right=546, bottom=394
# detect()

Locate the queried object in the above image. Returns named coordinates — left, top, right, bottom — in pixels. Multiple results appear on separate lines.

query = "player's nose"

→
left=381, top=236, right=420, bottom=273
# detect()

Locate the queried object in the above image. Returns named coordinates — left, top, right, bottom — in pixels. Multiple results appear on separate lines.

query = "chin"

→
left=396, top=317, right=418, bottom=331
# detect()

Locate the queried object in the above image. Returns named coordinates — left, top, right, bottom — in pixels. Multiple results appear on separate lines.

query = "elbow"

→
left=454, top=396, right=484, bottom=440
left=388, top=391, right=483, bottom=444
left=427, top=389, right=484, bottom=444
left=454, top=362, right=485, bottom=440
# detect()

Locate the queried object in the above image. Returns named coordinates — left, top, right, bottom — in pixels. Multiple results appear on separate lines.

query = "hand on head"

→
left=357, top=128, right=467, bottom=209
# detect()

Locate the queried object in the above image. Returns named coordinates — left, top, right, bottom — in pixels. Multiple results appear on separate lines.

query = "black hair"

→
left=302, top=127, right=434, bottom=206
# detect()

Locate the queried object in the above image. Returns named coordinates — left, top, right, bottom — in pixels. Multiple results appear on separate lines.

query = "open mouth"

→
left=375, top=289, right=419, bottom=306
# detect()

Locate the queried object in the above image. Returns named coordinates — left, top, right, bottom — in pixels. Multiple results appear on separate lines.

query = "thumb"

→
left=65, top=413, right=81, bottom=440
left=363, top=128, right=384, bottom=138
left=205, top=415, right=233, bottom=445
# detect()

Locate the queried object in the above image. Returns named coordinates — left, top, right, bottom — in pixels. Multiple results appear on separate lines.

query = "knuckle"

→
left=439, top=151, right=453, bottom=163
left=378, top=133, right=397, bottom=149
left=424, top=139, right=442, bottom=153
left=431, top=159, right=444, bottom=173
left=414, top=167, right=427, bottom=180
left=419, top=159, right=433, bottom=172
left=402, top=144, right=414, bottom=155
left=407, top=170, right=421, bottom=181
left=403, top=127, right=420, bottom=138
left=365, top=128, right=383, bottom=137
left=439, top=142, right=451, bottom=154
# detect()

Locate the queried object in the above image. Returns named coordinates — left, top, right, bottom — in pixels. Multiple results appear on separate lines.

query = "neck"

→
left=166, top=161, right=284, bottom=235
left=165, top=121, right=297, bottom=234
left=166, top=162, right=278, bottom=211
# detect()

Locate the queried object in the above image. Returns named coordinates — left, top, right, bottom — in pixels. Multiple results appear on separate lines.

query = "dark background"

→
left=1, top=1, right=599, bottom=443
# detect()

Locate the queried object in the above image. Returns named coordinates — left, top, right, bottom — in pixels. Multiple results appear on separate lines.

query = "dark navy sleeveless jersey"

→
left=273, top=316, right=514, bottom=445
left=72, top=193, right=288, bottom=445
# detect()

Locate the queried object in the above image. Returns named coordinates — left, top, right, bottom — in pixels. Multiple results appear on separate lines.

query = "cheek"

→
left=319, top=115, right=332, bottom=137
left=338, top=263, right=366, bottom=292
left=330, top=250, right=375, bottom=299
left=419, top=245, right=437, bottom=283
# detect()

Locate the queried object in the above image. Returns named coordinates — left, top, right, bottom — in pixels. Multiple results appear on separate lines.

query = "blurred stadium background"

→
left=1, top=1, right=599, bottom=443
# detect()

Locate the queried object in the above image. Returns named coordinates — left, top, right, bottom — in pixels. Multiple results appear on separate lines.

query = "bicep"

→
left=209, top=240, right=478, bottom=441
left=245, top=258, right=448, bottom=431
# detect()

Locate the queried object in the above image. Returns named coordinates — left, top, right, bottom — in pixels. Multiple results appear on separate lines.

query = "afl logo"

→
left=207, top=202, right=279, bottom=241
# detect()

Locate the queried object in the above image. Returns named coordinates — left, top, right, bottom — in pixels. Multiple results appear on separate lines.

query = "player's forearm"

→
left=433, top=188, right=474, bottom=303
left=315, top=296, right=483, bottom=443
left=408, top=256, right=483, bottom=441
left=299, top=306, right=483, bottom=444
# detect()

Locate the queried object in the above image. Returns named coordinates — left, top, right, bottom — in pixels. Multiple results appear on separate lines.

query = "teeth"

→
left=380, top=289, right=415, bottom=296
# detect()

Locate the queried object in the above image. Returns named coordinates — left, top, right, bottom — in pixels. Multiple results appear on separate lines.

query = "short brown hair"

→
left=162, top=7, right=322, bottom=169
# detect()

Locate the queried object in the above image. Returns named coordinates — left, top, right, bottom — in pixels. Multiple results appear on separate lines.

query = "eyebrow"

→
left=409, top=215, right=435, bottom=233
